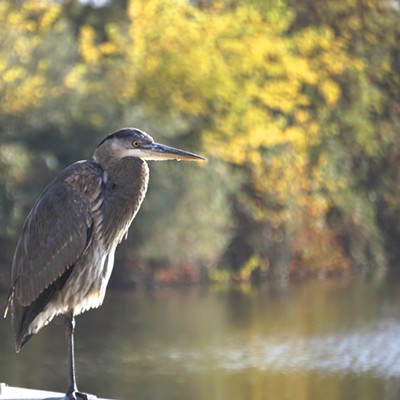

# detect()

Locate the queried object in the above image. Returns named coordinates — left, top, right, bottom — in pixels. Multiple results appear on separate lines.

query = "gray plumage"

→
left=4, top=127, right=205, bottom=399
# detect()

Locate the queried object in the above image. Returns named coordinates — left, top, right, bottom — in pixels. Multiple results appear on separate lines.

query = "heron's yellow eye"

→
left=132, top=141, right=140, bottom=147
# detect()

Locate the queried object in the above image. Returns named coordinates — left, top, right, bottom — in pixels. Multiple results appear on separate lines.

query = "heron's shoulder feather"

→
left=11, top=160, right=105, bottom=306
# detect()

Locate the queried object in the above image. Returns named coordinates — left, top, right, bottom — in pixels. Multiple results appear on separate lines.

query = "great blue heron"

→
left=3, top=128, right=205, bottom=399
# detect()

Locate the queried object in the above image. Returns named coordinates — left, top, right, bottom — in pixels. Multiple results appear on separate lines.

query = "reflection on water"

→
left=1, top=276, right=400, bottom=400
left=155, top=320, right=400, bottom=377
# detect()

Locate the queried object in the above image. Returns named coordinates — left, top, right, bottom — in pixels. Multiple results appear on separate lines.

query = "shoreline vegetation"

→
left=1, top=0, right=399, bottom=289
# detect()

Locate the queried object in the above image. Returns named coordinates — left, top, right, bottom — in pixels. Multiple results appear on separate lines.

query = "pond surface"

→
left=1, top=275, right=400, bottom=400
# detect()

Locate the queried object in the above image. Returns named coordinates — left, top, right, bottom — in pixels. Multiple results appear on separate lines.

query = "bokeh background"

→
left=1, top=2, right=400, bottom=400
left=0, top=0, right=399, bottom=286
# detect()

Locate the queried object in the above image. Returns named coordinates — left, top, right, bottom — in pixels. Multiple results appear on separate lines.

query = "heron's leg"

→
left=65, top=313, right=79, bottom=398
left=64, top=314, right=94, bottom=400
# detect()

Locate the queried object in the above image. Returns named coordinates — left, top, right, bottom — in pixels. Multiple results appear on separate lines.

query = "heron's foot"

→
left=64, top=390, right=97, bottom=400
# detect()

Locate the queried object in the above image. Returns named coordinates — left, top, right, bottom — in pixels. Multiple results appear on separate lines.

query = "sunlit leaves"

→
left=0, top=0, right=397, bottom=276
left=0, top=1, right=65, bottom=115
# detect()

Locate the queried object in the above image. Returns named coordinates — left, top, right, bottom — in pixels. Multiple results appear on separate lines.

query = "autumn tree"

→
left=1, top=0, right=399, bottom=285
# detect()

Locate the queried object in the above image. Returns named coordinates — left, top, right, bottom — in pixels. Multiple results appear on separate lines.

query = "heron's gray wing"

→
left=12, top=160, right=104, bottom=306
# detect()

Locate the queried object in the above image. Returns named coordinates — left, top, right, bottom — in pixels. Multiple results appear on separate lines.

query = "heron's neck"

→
left=101, top=156, right=150, bottom=236
left=94, top=157, right=150, bottom=247
left=100, top=156, right=148, bottom=190
left=93, top=144, right=149, bottom=207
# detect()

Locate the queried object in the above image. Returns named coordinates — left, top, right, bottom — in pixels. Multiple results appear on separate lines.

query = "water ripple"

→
left=160, top=319, right=400, bottom=378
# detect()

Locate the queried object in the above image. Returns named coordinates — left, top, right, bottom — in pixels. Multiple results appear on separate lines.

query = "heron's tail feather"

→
left=13, top=286, right=56, bottom=353
left=12, top=266, right=75, bottom=353
left=3, top=286, right=13, bottom=318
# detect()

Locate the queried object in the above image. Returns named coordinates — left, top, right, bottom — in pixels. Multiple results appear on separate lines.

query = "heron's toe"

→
left=65, top=390, right=97, bottom=400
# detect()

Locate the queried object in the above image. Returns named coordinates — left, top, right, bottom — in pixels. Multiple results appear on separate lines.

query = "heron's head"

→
left=94, top=128, right=206, bottom=164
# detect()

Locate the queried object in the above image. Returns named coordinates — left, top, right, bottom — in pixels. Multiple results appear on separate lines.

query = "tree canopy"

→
left=0, top=0, right=399, bottom=286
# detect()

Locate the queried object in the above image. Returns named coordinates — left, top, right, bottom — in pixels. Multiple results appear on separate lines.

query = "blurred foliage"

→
left=0, top=0, right=399, bottom=287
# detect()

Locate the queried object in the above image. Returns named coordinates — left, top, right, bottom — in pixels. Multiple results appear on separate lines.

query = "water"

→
left=1, top=276, right=400, bottom=400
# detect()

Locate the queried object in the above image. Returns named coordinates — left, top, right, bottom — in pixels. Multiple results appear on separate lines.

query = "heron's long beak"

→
left=143, top=143, right=206, bottom=161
